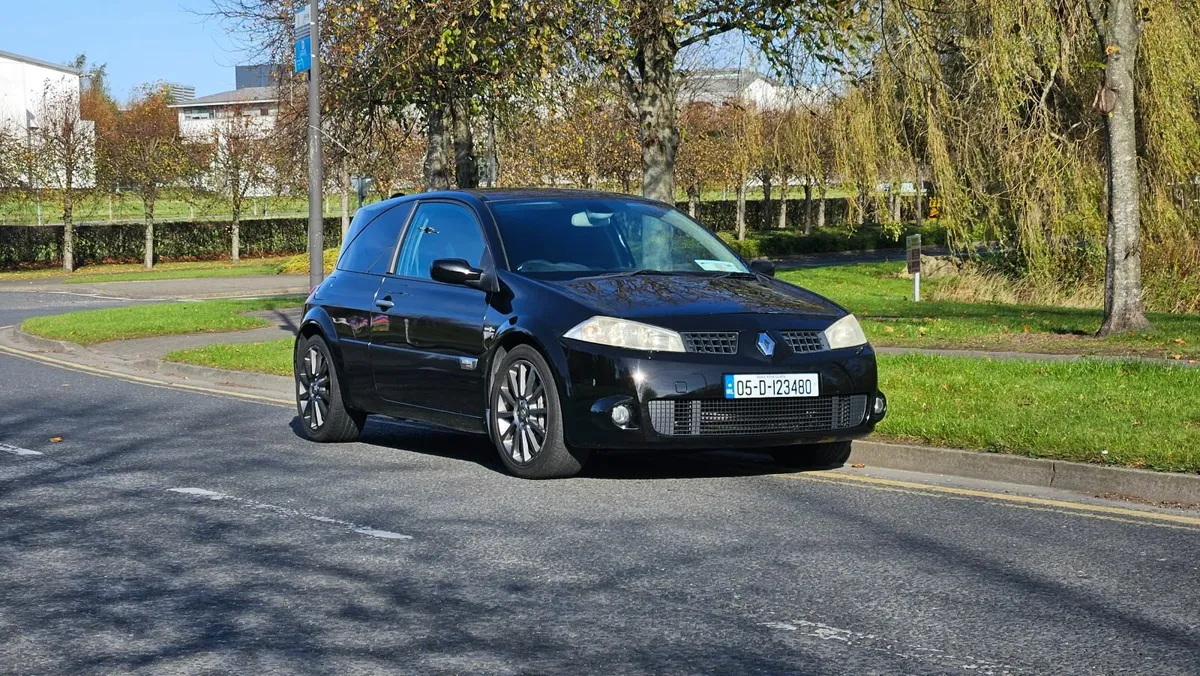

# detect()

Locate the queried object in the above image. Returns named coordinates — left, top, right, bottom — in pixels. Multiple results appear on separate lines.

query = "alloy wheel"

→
left=494, top=359, right=548, bottom=465
left=298, top=346, right=331, bottom=431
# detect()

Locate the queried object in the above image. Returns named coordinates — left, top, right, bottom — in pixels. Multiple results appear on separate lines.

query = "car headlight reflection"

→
left=564, top=316, right=686, bottom=353
left=823, top=314, right=868, bottom=350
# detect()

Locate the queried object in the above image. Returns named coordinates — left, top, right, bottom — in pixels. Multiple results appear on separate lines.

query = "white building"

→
left=678, top=68, right=821, bottom=110
left=168, top=86, right=279, bottom=141
left=0, top=49, right=93, bottom=193
left=0, top=49, right=83, bottom=134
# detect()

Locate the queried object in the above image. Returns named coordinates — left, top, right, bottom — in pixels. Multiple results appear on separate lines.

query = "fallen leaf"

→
left=1023, top=325, right=1031, bottom=333
left=1173, top=354, right=1183, bottom=360
left=851, top=463, right=866, bottom=469
left=1174, top=338, right=1187, bottom=345
left=49, top=437, right=63, bottom=443
left=884, top=325, right=895, bottom=333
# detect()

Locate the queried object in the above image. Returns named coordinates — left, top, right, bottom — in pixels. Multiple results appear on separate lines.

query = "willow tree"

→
left=857, top=0, right=1199, bottom=321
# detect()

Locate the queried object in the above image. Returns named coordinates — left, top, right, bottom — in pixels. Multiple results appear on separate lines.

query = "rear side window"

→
left=394, top=202, right=486, bottom=280
left=336, top=202, right=414, bottom=274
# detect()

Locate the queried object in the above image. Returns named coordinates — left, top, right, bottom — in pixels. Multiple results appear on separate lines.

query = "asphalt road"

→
left=1, top=294, right=1198, bottom=675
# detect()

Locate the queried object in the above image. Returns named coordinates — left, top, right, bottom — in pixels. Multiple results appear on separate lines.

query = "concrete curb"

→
left=9, top=326, right=292, bottom=398
left=849, top=440, right=1200, bottom=506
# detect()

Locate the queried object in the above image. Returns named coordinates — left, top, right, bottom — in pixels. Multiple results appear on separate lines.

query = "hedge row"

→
left=718, top=222, right=949, bottom=259
left=679, top=196, right=854, bottom=232
left=0, top=217, right=344, bottom=270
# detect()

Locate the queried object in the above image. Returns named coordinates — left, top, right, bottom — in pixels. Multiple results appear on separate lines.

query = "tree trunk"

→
left=687, top=185, right=699, bottom=218
left=231, top=206, right=241, bottom=264
left=1096, top=0, right=1150, bottom=335
left=423, top=99, right=451, bottom=191
left=107, top=193, right=113, bottom=223
left=762, top=173, right=772, bottom=229
left=891, top=183, right=901, bottom=223
left=804, top=183, right=813, bottom=234
left=62, top=183, right=74, bottom=273
left=736, top=179, right=748, bottom=241
left=486, top=111, right=498, bottom=187
left=778, top=193, right=788, bottom=230
left=340, top=158, right=351, bottom=241
left=817, top=184, right=827, bottom=229
left=633, top=21, right=680, bottom=203
left=143, top=199, right=155, bottom=269
left=451, top=96, right=478, bottom=189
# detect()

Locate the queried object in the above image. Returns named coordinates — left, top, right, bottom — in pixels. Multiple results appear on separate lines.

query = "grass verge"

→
left=877, top=354, right=1200, bottom=473
left=781, top=263, right=1200, bottom=360
left=21, top=297, right=303, bottom=345
left=0, top=257, right=290, bottom=284
left=167, top=338, right=294, bottom=376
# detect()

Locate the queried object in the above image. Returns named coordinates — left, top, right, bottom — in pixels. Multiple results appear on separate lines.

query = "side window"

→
left=336, top=202, right=414, bottom=274
left=395, top=202, right=486, bottom=280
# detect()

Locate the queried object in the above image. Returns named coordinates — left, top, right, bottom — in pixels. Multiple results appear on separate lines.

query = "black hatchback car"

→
left=295, top=189, right=886, bottom=478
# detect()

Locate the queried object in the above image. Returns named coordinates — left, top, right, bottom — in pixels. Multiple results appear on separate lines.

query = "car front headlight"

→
left=564, top=316, right=686, bottom=353
left=824, top=314, right=868, bottom=350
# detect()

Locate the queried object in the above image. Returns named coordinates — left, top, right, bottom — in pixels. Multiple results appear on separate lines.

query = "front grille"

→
left=781, top=330, right=826, bottom=354
left=682, top=332, right=739, bottom=355
left=647, top=395, right=868, bottom=436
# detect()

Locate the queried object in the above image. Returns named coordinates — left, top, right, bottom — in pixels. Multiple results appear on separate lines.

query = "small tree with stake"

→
left=112, top=84, right=191, bottom=268
left=30, top=83, right=94, bottom=273
left=209, top=106, right=272, bottom=263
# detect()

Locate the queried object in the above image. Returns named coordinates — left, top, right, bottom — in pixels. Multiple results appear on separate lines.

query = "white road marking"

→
left=762, top=619, right=1017, bottom=674
left=167, top=487, right=413, bottom=541
left=0, top=443, right=43, bottom=456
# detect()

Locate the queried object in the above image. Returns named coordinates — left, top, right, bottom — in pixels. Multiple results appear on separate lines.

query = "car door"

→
left=370, top=200, right=490, bottom=420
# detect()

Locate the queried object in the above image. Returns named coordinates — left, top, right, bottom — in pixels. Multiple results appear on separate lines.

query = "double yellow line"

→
left=775, top=470, right=1200, bottom=530
left=0, top=343, right=291, bottom=407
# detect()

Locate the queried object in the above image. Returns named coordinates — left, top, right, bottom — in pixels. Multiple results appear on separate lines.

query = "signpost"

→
left=296, top=2, right=323, bottom=289
left=907, top=234, right=922, bottom=302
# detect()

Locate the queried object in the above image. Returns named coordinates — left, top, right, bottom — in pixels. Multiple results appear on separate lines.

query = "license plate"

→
left=724, top=373, right=819, bottom=399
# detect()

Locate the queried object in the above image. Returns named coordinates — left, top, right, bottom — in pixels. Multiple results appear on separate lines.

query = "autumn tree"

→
left=113, top=84, right=193, bottom=268
left=574, top=0, right=863, bottom=204
left=723, top=102, right=763, bottom=240
left=209, top=107, right=273, bottom=262
left=30, top=82, right=94, bottom=272
left=676, top=102, right=726, bottom=216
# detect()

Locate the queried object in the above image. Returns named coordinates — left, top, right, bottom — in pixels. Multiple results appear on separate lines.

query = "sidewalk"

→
left=0, top=275, right=310, bottom=301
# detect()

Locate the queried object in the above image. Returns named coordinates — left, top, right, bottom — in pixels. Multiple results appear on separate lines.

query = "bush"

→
left=718, top=221, right=949, bottom=259
left=0, top=217, right=344, bottom=271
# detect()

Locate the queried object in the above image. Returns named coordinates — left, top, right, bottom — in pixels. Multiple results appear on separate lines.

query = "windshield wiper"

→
left=591, top=269, right=676, bottom=278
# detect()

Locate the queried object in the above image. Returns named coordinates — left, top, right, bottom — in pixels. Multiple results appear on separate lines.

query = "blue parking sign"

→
left=294, top=35, right=312, bottom=74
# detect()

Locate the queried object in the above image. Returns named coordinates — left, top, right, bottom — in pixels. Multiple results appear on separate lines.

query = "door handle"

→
left=375, top=297, right=394, bottom=310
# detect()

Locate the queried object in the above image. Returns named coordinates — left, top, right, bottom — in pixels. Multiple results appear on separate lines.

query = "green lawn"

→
left=781, top=263, right=1200, bottom=360
left=21, top=297, right=303, bottom=345
left=167, top=338, right=294, bottom=376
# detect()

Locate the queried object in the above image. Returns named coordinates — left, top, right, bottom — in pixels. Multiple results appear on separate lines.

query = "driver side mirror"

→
left=750, top=259, right=776, bottom=278
left=431, top=258, right=500, bottom=292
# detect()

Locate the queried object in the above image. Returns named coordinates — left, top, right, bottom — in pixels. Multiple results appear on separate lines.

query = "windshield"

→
left=489, top=197, right=750, bottom=277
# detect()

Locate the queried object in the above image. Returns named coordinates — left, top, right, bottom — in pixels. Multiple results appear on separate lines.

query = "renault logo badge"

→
left=756, top=332, right=776, bottom=357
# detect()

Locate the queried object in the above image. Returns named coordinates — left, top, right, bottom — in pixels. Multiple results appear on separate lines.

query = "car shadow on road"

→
left=289, top=415, right=831, bottom=481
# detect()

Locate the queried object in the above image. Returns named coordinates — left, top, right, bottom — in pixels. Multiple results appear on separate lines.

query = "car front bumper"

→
left=554, top=340, right=885, bottom=451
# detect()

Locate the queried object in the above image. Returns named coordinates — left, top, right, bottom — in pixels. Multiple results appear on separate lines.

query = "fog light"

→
left=873, top=393, right=888, bottom=417
left=611, top=404, right=633, bottom=427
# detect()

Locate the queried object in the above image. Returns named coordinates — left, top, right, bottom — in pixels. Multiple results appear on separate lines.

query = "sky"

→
left=6, top=1, right=251, bottom=103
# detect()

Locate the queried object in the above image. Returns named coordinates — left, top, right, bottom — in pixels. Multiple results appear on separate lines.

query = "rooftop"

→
left=0, top=49, right=80, bottom=75
left=168, top=86, right=278, bottom=108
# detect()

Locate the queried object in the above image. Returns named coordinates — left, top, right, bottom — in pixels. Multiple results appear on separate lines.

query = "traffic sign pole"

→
left=301, top=0, right=324, bottom=290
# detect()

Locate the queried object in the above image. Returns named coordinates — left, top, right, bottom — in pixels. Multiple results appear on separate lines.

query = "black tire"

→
left=294, top=334, right=366, bottom=443
left=769, top=441, right=853, bottom=469
left=488, top=345, right=589, bottom=479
